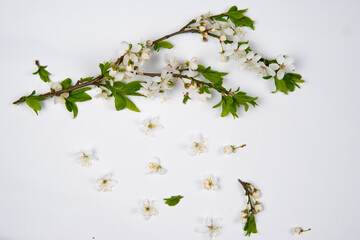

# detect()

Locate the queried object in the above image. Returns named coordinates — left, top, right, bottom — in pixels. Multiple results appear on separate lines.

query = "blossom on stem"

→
left=269, top=55, right=295, bottom=80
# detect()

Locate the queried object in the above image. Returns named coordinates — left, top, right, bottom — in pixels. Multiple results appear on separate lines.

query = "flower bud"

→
left=219, top=34, right=226, bottom=42
left=210, top=28, right=216, bottom=32
left=252, top=189, right=261, bottom=199
left=241, top=217, right=248, bottom=224
left=254, top=203, right=263, bottom=212
left=294, top=227, right=302, bottom=235
left=198, top=25, right=206, bottom=32
left=146, top=40, right=153, bottom=47
left=240, top=210, right=248, bottom=218
left=219, top=53, right=228, bottom=62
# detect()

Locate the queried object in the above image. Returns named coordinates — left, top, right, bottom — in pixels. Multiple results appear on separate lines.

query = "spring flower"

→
left=202, top=174, right=218, bottom=190
left=95, top=86, right=111, bottom=100
left=241, top=51, right=261, bottom=71
left=189, top=134, right=208, bottom=155
left=199, top=217, right=223, bottom=240
left=269, top=55, right=295, bottom=80
left=140, top=48, right=151, bottom=61
left=96, top=174, right=117, bottom=192
left=139, top=199, right=158, bottom=220
left=141, top=81, right=159, bottom=99
left=76, top=150, right=97, bottom=168
left=240, top=210, right=248, bottom=223
left=163, top=55, right=180, bottom=75
left=198, top=91, right=211, bottom=101
left=109, top=68, right=125, bottom=81
left=252, top=189, right=261, bottom=199
left=140, top=117, right=164, bottom=136
left=232, top=26, right=246, bottom=42
left=254, top=203, right=263, bottom=212
left=188, top=57, right=198, bottom=71
left=224, top=42, right=249, bottom=61
left=50, top=82, right=62, bottom=91
left=153, top=72, right=174, bottom=91
left=147, top=156, right=167, bottom=175
left=257, top=61, right=276, bottom=77
left=54, top=92, right=69, bottom=104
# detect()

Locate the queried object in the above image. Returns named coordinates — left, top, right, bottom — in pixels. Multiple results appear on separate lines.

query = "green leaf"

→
left=197, top=65, right=227, bottom=85
left=164, top=195, right=183, bottom=206
left=60, top=78, right=72, bottom=89
left=33, top=61, right=51, bottom=82
left=65, top=100, right=78, bottom=118
left=124, top=97, right=140, bottom=112
left=80, top=77, right=94, bottom=82
left=183, top=92, right=191, bottom=104
left=227, top=11, right=244, bottom=19
left=70, top=87, right=91, bottom=95
left=67, top=92, right=92, bottom=102
left=25, top=97, right=41, bottom=115
left=244, top=212, right=258, bottom=236
left=113, top=81, right=126, bottom=89
left=114, top=93, right=126, bottom=111
left=231, top=16, right=255, bottom=30
left=99, top=62, right=112, bottom=78
left=153, top=41, right=174, bottom=52
left=121, top=81, right=143, bottom=93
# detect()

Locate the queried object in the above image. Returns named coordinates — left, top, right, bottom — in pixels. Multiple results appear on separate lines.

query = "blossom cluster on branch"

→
left=13, top=6, right=304, bottom=119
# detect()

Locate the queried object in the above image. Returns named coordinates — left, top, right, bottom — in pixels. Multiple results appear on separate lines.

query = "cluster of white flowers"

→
left=49, top=81, right=69, bottom=103
left=199, top=217, right=223, bottom=240
left=240, top=188, right=262, bottom=224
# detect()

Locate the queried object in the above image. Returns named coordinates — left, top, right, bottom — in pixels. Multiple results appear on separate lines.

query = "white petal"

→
left=284, top=57, right=294, bottom=65
left=131, top=44, right=142, bottom=53
left=269, top=63, right=279, bottom=70
left=247, top=51, right=255, bottom=59
left=151, top=156, right=160, bottom=165
left=277, top=70, right=285, bottom=80
left=276, top=55, right=285, bottom=64
left=238, top=44, right=249, bottom=50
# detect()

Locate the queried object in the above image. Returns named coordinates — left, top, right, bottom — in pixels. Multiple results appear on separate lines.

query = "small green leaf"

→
left=153, top=41, right=174, bottom=52
left=25, top=97, right=41, bottom=115
left=60, top=78, right=72, bottom=89
left=197, top=65, right=227, bottom=85
left=65, top=100, right=79, bottom=118
left=164, top=195, right=183, bottom=206
left=114, top=93, right=126, bottom=111
left=124, top=97, right=140, bottom=112
left=80, top=77, right=94, bottom=82
left=67, top=92, right=92, bottom=102
left=33, top=61, right=51, bottom=82
left=244, top=212, right=258, bottom=236
left=70, top=87, right=91, bottom=95
left=99, top=62, right=112, bottom=78
left=183, top=92, right=191, bottom=104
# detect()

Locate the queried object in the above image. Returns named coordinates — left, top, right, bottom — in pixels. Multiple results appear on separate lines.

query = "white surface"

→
left=1, top=0, right=360, bottom=239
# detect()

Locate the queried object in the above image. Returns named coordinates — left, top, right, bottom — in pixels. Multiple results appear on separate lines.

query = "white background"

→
left=1, top=0, right=359, bottom=239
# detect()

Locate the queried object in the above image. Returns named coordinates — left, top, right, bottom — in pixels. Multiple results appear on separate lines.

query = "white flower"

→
left=232, top=27, right=246, bottom=42
left=189, top=134, right=208, bottom=155
left=241, top=51, right=261, bottom=71
left=96, top=174, right=117, bottom=192
left=269, top=55, right=295, bottom=80
left=117, top=41, right=142, bottom=56
left=224, top=42, right=249, bottom=61
left=141, top=81, right=159, bottom=99
left=163, top=55, right=180, bottom=74
left=223, top=145, right=234, bottom=154
left=140, top=48, right=151, bottom=61
left=54, top=92, right=69, bottom=104
left=76, top=150, right=97, bottom=168
left=50, top=82, right=62, bottom=91
left=252, top=189, right=261, bottom=199
left=219, top=52, right=228, bottom=62
left=153, top=72, right=174, bottom=91
left=139, top=199, right=158, bottom=220
left=147, top=156, right=167, bottom=175
left=257, top=61, right=276, bottom=77
left=188, top=57, right=198, bottom=71
left=199, top=217, right=222, bottom=240
left=140, top=117, right=164, bottom=136
left=198, top=91, right=211, bottom=101
left=254, top=203, right=263, bottom=212
left=190, top=82, right=198, bottom=90
left=109, top=68, right=125, bottom=81
left=202, top=174, right=218, bottom=191
left=95, top=86, right=111, bottom=100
